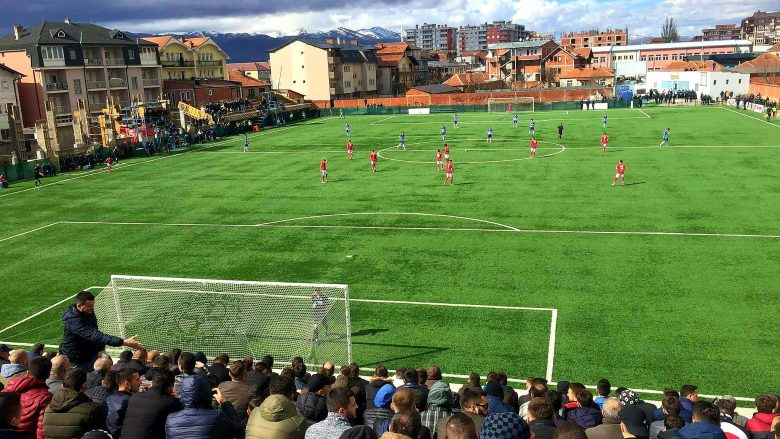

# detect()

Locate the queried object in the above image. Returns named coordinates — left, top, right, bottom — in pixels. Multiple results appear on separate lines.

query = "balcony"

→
left=143, top=78, right=161, bottom=87
left=105, top=58, right=125, bottom=66
left=45, top=82, right=68, bottom=92
left=108, top=79, right=127, bottom=88
left=54, top=105, right=72, bottom=115
left=329, top=71, right=342, bottom=79
left=86, top=80, right=106, bottom=90
left=84, top=58, right=103, bottom=67
left=162, top=60, right=194, bottom=67
left=328, top=56, right=341, bottom=64
left=197, top=60, right=222, bottom=66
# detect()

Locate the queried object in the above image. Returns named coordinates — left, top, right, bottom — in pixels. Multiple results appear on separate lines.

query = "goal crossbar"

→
left=95, top=275, right=352, bottom=365
left=487, top=97, right=535, bottom=112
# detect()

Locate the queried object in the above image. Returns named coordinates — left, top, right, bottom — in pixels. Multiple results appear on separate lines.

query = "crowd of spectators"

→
left=732, top=94, right=778, bottom=110
left=2, top=342, right=779, bottom=439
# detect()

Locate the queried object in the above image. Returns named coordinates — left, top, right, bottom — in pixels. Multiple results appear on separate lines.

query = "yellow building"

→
left=147, top=36, right=229, bottom=81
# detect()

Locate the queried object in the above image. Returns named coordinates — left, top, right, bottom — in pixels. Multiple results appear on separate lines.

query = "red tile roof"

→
left=228, top=70, right=270, bottom=87
left=662, top=60, right=723, bottom=71
left=444, top=72, right=488, bottom=86
left=145, top=36, right=174, bottom=48
left=558, top=67, right=614, bottom=79
left=768, top=43, right=780, bottom=52
left=226, top=62, right=270, bottom=72
left=179, top=37, right=210, bottom=49
left=377, top=53, right=405, bottom=67
left=743, top=53, right=780, bottom=68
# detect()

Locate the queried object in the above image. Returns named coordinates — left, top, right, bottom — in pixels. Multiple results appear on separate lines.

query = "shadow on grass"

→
left=352, top=328, right=390, bottom=337
left=624, top=181, right=646, bottom=186
left=352, top=340, right=449, bottom=366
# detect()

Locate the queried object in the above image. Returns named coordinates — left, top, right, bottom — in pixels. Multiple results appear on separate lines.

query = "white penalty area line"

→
left=638, top=109, right=651, bottom=119
left=2, top=218, right=777, bottom=241
left=369, top=115, right=397, bottom=125
left=0, top=292, right=76, bottom=336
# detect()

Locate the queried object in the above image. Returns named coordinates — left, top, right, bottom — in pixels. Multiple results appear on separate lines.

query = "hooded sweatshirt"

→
left=0, top=364, right=27, bottom=384
left=678, top=422, right=726, bottom=439
left=42, top=388, right=104, bottom=439
left=246, top=394, right=308, bottom=439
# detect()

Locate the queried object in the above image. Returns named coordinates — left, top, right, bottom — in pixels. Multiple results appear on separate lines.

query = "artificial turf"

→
left=1, top=104, right=778, bottom=398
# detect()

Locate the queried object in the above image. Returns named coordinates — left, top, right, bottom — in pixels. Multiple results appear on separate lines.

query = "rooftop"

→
left=489, top=40, right=556, bottom=50
left=0, top=21, right=158, bottom=50
left=591, top=39, right=753, bottom=53
left=227, top=70, right=270, bottom=87
left=558, top=67, right=614, bottom=79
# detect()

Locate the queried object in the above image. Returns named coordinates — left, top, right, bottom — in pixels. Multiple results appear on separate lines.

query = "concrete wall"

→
left=270, top=41, right=330, bottom=101
left=646, top=71, right=749, bottom=96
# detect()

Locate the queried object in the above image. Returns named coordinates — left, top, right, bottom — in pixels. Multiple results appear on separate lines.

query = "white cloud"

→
left=106, top=0, right=779, bottom=38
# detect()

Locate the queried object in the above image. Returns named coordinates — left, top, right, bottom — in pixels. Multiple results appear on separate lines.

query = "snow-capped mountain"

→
left=139, top=27, right=401, bottom=63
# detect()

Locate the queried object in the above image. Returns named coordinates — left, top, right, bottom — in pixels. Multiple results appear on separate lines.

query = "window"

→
left=1, top=80, right=9, bottom=90
left=662, top=54, right=668, bottom=60
left=180, top=91, right=191, bottom=100
left=41, top=46, right=64, bottom=60
left=131, top=77, right=138, bottom=89
left=640, top=55, right=646, bottom=61
left=248, top=88, right=255, bottom=97
left=0, top=129, right=9, bottom=140
left=73, top=79, right=81, bottom=94
left=302, top=80, right=306, bottom=83
left=69, top=49, right=77, bottom=60
left=672, top=54, right=678, bottom=60
left=208, top=89, right=213, bottom=96
left=128, top=50, right=135, bottom=60
left=713, top=80, right=717, bottom=85
left=726, top=79, right=729, bottom=84
left=168, top=71, right=173, bottom=79
left=738, top=79, right=742, bottom=84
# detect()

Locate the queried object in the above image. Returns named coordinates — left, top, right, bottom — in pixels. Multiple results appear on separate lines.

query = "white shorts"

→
left=437, top=160, right=442, bottom=165
left=446, top=172, right=452, bottom=178
left=615, top=173, right=624, bottom=178
left=322, top=171, right=328, bottom=176
left=602, top=143, right=607, bottom=148
left=347, top=149, right=353, bottom=154
left=370, top=161, right=376, bottom=166
left=530, top=147, right=536, bottom=152
left=445, top=154, right=449, bottom=160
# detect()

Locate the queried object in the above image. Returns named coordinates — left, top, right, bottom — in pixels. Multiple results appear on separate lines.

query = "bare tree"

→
left=661, top=17, right=680, bottom=43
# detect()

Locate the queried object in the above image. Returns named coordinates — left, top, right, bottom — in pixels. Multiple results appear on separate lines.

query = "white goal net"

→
left=487, top=97, right=535, bottom=113
left=94, top=275, right=352, bottom=365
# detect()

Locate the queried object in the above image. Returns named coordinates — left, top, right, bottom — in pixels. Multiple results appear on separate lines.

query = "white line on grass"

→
left=719, top=106, right=780, bottom=128
left=373, top=116, right=649, bottom=125
left=547, top=309, right=558, bottom=382
left=0, top=293, right=76, bottom=336
left=0, top=222, right=61, bottom=243
left=638, top=108, right=652, bottom=119
left=5, top=219, right=773, bottom=240
left=369, top=115, right=397, bottom=125
left=256, top=212, right=521, bottom=231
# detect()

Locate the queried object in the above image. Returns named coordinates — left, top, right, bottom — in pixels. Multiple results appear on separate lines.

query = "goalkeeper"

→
left=311, top=289, right=329, bottom=345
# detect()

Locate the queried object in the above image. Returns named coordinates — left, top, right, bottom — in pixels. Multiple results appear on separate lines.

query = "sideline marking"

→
left=638, top=108, right=652, bottom=119
left=720, top=106, right=780, bottom=128
left=371, top=116, right=649, bottom=125
left=0, top=293, right=76, bottom=336
left=0, top=222, right=61, bottom=243
left=256, top=212, right=520, bottom=231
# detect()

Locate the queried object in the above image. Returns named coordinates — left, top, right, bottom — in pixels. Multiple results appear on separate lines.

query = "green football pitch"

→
left=1, top=105, right=778, bottom=399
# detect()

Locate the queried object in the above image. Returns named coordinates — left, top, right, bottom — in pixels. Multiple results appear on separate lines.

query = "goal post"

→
left=487, top=97, right=535, bottom=113
left=94, top=275, right=352, bottom=365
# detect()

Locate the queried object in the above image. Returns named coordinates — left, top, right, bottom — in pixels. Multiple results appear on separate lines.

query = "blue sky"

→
left=2, top=0, right=778, bottom=38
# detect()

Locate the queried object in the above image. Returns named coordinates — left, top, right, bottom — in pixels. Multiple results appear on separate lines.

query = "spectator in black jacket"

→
left=122, top=369, right=182, bottom=439
left=85, top=357, right=112, bottom=391
left=85, top=370, right=119, bottom=407
left=296, top=373, right=334, bottom=424
left=208, top=354, right=230, bottom=386
left=60, top=291, right=143, bottom=372
left=0, top=392, right=30, bottom=438
left=104, top=368, right=140, bottom=437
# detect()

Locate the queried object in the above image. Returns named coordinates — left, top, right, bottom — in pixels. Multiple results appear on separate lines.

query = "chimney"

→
left=351, top=39, right=358, bottom=46
left=326, top=38, right=334, bottom=45
left=13, top=24, right=22, bottom=40
left=64, top=17, right=71, bottom=24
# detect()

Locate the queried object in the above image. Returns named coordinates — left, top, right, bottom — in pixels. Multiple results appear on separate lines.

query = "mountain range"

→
left=139, top=27, right=402, bottom=63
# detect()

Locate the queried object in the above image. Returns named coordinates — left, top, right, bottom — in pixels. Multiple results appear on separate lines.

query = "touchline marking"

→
left=720, top=106, right=780, bottom=128
left=0, top=222, right=61, bottom=243
left=638, top=109, right=652, bottom=119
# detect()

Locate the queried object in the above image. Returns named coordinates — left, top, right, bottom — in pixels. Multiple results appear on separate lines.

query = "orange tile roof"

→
left=558, top=67, right=614, bottom=79
left=180, top=37, right=210, bottom=49
left=227, top=62, right=270, bottom=72
left=228, top=70, right=270, bottom=87
left=662, top=60, right=723, bottom=71
left=377, top=53, right=405, bottom=67
left=376, top=42, right=410, bottom=54
left=743, top=53, right=780, bottom=68
left=574, top=48, right=592, bottom=58
left=145, top=36, right=174, bottom=48
left=768, top=43, right=780, bottom=52
left=444, top=72, right=489, bottom=86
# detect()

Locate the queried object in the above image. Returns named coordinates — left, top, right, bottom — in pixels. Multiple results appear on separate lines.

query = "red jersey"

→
left=616, top=162, right=625, bottom=174
left=370, top=152, right=377, bottom=161
left=105, top=157, right=113, bottom=164
left=320, top=161, right=327, bottom=171
left=347, top=141, right=353, bottom=151
left=444, top=145, right=450, bottom=154
left=601, top=135, right=609, bottom=144
left=445, top=162, right=453, bottom=173
left=530, top=139, right=538, bottom=149
left=436, top=151, right=442, bottom=161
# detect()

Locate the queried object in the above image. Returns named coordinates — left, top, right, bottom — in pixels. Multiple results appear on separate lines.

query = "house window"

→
left=41, top=46, right=64, bottom=60
left=131, top=77, right=138, bottom=89
left=726, top=79, right=729, bottom=84
left=208, top=89, right=213, bottom=96
left=69, top=49, right=77, bottom=60
left=640, top=55, right=646, bottom=61
left=662, top=54, right=668, bottom=60
left=672, top=54, right=678, bottom=60
left=180, top=91, right=191, bottom=100
left=248, top=88, right=255, bottom=97
left=0, top=129, right=9, bottom=140
left=73, top=79, right=82, bottom=94
left=713, top=80, right=717, bottom=85
left=129, top=50, right=135, bottom=60
left=739, top=79, right=742, bottom=83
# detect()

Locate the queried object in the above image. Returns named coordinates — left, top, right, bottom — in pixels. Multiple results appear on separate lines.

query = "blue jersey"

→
left=663, top=130, right=669, bottom=140
left=400, top=133, right=405, bottom=142
left=487, top=128, right=493, bottom=136
left=453, top=115, right=458, bottom=123
left=244, top=138, right=249, bottom=146
left=441, top=127, right=446, bottom=135
left=603, top=116, right=607, bottom=123
left=530, top=121, right=535, bottom=129
left=513, top=115, right=518, bottom=122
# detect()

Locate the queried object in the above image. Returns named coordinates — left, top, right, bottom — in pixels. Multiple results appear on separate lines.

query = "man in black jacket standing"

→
left=61, top=291, right=143, bottom=372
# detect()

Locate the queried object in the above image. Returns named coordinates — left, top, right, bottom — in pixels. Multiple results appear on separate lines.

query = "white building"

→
left=644, top=70, right=750, bottom=97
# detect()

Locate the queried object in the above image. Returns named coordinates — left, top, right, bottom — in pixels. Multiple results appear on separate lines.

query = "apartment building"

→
left=268, top=38, right=378, bottom=102
left=375, top=42, right=419, bottom=95
left=146, top=36, right=229, bottom=81
left=486, top=40, right=559, bottom=84
left=0, top=20, right=162, bottom=145
left=403, top=24, right=456, bottom=51
left=591, top=40, right=753, bottom=74
left=560, top=29, right=627, bottom=48
left=741, top=11, right=780, bottom=45
left=456, top=21, right=529, bottom=55
left=696, top=24, right=741, bottom=41
left=0, top=64, right=24, bottom=161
